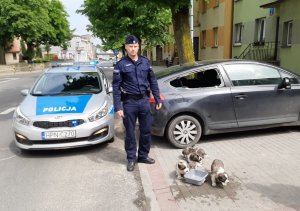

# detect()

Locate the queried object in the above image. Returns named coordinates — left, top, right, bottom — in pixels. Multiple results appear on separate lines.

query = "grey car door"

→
left=170, top=67, right=238, bottom=130
left=224, top=63, right=296, bottom=127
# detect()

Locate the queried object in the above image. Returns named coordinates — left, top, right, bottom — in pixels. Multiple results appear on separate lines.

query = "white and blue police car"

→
left=12, top=62, right=114, bottom=150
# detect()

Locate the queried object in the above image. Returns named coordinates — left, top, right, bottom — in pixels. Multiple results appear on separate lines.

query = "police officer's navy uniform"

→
left=112, top=36, right=161, bottom=168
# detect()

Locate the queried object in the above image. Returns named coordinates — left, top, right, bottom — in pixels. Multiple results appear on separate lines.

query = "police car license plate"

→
left=42, top=130, right=76, bottom=140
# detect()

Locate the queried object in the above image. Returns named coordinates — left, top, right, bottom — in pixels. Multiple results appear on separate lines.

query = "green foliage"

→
left=21, top=40, right=26, bottom=55
left=35, top=46, right=43, bottom=58
left=0, top=0, right=71, bottom=64
left=44, top=43, right=51, bottom=54
left=79, top=0, right=174, bottom=51
left=46, top=0, right=72, bottom=46
left=33, top=58, right=50, bottom=63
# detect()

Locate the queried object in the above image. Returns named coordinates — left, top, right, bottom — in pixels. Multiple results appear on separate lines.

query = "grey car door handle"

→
left=235, top=94, right=247, bottom=100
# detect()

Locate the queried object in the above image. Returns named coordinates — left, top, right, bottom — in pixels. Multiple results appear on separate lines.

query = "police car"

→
left=12, top=62, right=114, bottom=150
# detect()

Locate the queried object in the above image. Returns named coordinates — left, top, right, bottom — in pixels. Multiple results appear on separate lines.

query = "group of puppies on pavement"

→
left=176, top=146, right=229, bottom=187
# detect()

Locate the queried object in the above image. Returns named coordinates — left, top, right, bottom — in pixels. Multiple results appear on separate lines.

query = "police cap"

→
left=125, top=35, right=139, bottom=44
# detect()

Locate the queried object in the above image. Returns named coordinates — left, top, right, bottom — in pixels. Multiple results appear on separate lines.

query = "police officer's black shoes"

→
left=137, top=157, right=155, bottom=164
left=127, top=161, right=135, bottom=171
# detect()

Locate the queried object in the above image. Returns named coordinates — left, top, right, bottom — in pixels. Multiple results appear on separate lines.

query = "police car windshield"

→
left=31, top=72, right=102, bottom=96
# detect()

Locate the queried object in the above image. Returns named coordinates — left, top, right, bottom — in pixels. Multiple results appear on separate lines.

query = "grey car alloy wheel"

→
left=167, top=115, right=201, bottom=148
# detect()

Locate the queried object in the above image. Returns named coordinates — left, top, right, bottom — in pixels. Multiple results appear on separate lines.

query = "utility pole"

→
left=190, top=0, right=194, bottom=46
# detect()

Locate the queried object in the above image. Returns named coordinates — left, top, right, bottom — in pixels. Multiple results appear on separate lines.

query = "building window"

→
left=214, top=0, right=219, bottom=8
left=213, top=27, right=218, bottom=47
left=202, top=0, right=207, bottom=14
left=234, top=23, right=243, bottom=44
left=13, top=53, right=17, bottom=60
left=201, top=30, right=206, bottom=48
left=282, top=20, right=293, bottom=47
left=255, top=18, right=266, bottom=44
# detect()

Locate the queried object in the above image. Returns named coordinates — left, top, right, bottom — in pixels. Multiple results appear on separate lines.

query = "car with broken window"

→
left=12, top=63, right=115, bottom=150
left=150, top=60, right=300, bottom=148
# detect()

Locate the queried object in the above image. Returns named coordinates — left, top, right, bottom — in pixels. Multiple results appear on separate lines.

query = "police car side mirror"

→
left=20, top=89, right=29, bottom=96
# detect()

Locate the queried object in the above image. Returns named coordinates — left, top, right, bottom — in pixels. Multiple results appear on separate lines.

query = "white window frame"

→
left=214, top=0, right=219, bottom=7
left=255, top=18, right=266, bottom=43
left=287, top=21, right=293, bottom=46
left=235, top=23, right=243, bottom=44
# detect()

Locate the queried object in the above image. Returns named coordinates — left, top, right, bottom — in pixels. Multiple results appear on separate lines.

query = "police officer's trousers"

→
left=123, top=98, right=152, bottom=162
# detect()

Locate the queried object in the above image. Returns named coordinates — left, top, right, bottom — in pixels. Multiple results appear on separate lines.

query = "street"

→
left=1, top=68, right=300, bottom=210
left=0, top=67, right=146, bottom=210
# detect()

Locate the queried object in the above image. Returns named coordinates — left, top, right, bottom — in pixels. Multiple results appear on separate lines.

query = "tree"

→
left=45, top=0, right=72, bottom=46
left=0, top=0, right=15, bottom=64
left=0, top=0, right=71, bottom=64
left=134, top=0, right=202, bottom=65
left=79, top=0, right=173, bottom=52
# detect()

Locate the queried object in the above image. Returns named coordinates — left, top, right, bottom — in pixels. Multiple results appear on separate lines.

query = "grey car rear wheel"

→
left=167, top=115, right=202, bottom=148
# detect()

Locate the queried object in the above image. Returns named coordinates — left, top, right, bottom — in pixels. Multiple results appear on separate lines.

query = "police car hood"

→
left=19, top=93, right=107, bottom=118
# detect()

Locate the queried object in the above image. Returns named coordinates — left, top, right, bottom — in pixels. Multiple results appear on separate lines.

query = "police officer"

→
left=112, top=35, right=162, bottom=171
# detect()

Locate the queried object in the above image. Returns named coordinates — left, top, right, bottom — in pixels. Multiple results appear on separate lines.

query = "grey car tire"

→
left=167, top=115, right=202, bottom=148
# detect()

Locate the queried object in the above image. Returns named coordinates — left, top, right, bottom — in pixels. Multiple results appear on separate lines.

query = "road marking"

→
left=0, top=155, right=16, bottom=161
left=0, top=107, right=16, bottom=115
left=0, top=78, right=19, bottom=85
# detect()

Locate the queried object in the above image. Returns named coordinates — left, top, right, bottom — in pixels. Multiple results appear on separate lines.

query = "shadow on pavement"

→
left=246, top=183, right=300, bottom=210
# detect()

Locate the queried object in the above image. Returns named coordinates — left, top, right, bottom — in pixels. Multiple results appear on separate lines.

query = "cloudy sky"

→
left=61, top=0, right=101, bottom=44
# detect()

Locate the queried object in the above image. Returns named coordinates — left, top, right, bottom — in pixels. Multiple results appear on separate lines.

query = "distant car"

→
left=12, top=62, right=114, bottom=150
left=150, top=60, right=300, bottom=148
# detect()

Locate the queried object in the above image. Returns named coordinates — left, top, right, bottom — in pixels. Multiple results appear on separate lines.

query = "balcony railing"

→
left=237, top=42, right=279, bottom=63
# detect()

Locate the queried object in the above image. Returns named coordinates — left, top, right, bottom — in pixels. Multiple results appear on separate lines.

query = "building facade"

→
left=262, top=0, right=300, bottom=73
left=47, top=35, right=96, bottom=62
left=232, top=0, right=279, bottom=63
left=5, top=37, right=21, bottom=64
left=197, top=0, right=233, bottom=60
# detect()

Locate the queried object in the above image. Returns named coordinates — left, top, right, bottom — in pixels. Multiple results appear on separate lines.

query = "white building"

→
left=47, top=34, right=96, bottom=62
left=5, top=37, right=21, bottom=64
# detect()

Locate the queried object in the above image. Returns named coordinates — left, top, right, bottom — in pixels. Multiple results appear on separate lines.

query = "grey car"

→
left=150, top=60, right=300, bottom=148
left=12, top=63, right=115, bottom=150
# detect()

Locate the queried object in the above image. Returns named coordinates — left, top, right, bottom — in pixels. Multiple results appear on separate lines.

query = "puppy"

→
left=182, top=146, right=196, bottom=159
left=176, top=159, right=189, bottom=179
left=194, top=147, right=207, bottom=159
left=187, top=152, right=203, bottom=169
left=210, top=159, right=229, bottom=187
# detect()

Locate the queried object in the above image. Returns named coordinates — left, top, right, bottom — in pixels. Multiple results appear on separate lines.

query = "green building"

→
left=233, top=0, right=300, bottom=74
left=261, top=0, right=300, bottom=74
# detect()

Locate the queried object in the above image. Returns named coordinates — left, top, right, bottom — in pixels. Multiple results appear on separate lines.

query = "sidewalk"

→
left=135, top=124, right=300, bottom=210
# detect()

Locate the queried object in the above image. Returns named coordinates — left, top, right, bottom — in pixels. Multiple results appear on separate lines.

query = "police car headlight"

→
left=88, top=101, right=108, bottom=122
left=14, top=107, right=30, bottom=126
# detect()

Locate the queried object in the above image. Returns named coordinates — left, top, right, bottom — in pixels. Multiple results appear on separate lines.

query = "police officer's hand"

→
left=156, top=103, right=162, bottom=110
left=117, top=110, right=124, bottom=118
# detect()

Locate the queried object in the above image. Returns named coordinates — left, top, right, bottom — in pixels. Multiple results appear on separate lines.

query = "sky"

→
left=61, top=0, right=101, bottom=45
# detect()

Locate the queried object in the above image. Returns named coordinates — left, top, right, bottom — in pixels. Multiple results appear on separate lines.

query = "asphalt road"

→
left=0, top=67, right=148, bottom=210
left=1, top=64, right=300, bottom=210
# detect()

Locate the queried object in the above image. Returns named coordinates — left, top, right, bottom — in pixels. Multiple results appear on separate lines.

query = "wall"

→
left=232, top=0, right=278, bottom=58
left=277, top=0, right=300, bottom=74
left=198, top=0, right=232, bottom=60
